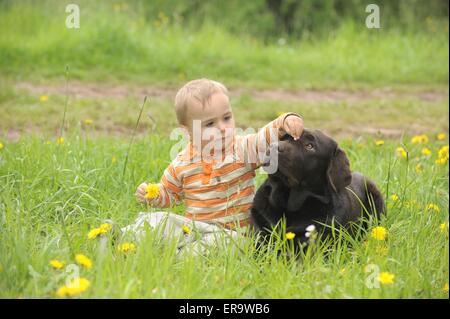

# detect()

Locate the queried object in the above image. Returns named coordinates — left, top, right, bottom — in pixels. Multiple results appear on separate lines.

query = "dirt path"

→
left=15, top=81, right=448, bottom=103
left=4, top=81, right=448, bottom=141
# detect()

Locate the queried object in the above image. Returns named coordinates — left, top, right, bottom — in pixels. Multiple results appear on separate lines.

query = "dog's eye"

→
left=305, top=143, right=314, bottom=150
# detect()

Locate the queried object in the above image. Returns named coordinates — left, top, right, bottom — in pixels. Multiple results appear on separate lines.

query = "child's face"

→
left=183, top=92, right=235, bottom=152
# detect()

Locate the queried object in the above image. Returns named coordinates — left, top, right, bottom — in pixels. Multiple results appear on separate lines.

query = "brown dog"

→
left=251, top=129, right=385, bottom=245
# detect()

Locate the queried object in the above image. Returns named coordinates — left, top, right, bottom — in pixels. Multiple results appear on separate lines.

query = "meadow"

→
left=0, top=129, right=449, bottom=298
left=0, top=0, right=449, bottom=299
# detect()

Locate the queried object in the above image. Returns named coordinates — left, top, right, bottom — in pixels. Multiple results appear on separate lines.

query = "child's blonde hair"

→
left=174, top=78, right=229, bottom=125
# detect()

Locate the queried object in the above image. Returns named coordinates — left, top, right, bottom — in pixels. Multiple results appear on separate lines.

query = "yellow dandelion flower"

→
left=436, top=145, right=449, bottom=165
left=39, top=95, right=49, bottom=102
left=145, top=183, right=160, bottom=199
left=415, top=163, right=423, bottom=173
left=421, top=147, right=432, bottom=156
left=439, top=145, right=449, bottom=156
left=286, top=232, right=296, bottom=240
left=99, top=223, right=112, bottom=232
left=75, top=254, right=92, bottom=269
left=72, top=278, right=90, bottom=291
left=0, top=142, right=3, bottom=150
left=411, top=134, right=429, bottom=144
left=443, top=283, right=449, bottom=294
left=435, top=157, right=448, bottom=165
left=426, top=203, right=440, bottom=213
left=339, top=268, right=346, bottom=276
left=117, top=242, right=136, bottom=253
left=378, top=272, right=395, bottom=285
left=437, top=133, right=446, bottom=141
left=396, top=147, right=407, bottom=158
left=439, top=222, right=448, bottom=233
left=56, top=137, right=64, bottom=145
left=49, top=259, right=65, bottom=270
left=56, top=277, right=90, bottom=298
left=182, top=224, right=191, bottom=235
left=84, top=119, right=93, bottom=125
left=371, top=226, right=388, bottom=241
left=56, top=286, right=69, bottom=298
left=375, top=140, right=385, bottom=146
left=87, top=223, right=112, bottom=239
left=390, top=194, right=399, bottom=202
left=87, top=227, right=102, bottom=240
left=112, top=156, right=117, bottom=164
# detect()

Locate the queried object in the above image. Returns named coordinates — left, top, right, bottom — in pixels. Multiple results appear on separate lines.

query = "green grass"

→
left=0, top=1, right=448, bottom=89
left=0, top=130, right=448, bottom=298
left=0, top=0, right=448, bottom=299
left=0, top=80, right=448, bottom=139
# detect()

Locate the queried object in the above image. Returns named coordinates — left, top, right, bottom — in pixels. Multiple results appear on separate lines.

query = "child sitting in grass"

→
left=121, top=78, right=304, bottom=255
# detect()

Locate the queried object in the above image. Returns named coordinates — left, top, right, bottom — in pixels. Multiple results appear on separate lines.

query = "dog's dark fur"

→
left=250, top=129, right=385, bottom=246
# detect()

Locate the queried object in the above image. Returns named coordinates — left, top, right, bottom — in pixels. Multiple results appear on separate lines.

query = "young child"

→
left=121, top=78, right=304, bottom=254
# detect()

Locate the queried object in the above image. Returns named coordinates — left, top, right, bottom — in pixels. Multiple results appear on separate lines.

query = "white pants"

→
left=121, top=212, right=248, bottom=256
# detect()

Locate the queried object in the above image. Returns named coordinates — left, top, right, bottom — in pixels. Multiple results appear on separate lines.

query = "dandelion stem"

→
left=122, top=96, right=147, bottom=182
left=59, top=65, right=70, bottom=138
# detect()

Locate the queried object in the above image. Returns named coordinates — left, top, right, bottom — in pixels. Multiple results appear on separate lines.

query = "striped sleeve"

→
left=148, top=161, right=184, bottom=208
left=238, top=112, right=302, bottom=168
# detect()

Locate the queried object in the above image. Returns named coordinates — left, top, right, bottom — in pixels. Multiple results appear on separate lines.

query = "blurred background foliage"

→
left=0, top=0, right=448, bottom=87
left=131, top=0, right=449, bottom=39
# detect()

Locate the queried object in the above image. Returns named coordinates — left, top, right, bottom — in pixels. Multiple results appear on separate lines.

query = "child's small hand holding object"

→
left=283, top=115, right=304, bottom=140
left=136, top=182, right=160, bottom=204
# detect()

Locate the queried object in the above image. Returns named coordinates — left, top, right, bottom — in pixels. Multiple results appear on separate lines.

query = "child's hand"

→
left=136, top=182, right=149, bottom=204
left=283, top=115, right=304, bottom=140
left=136, top=182, right=160, bottom=204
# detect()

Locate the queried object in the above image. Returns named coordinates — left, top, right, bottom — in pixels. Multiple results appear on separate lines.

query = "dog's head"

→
left=264, top=129, right=351, bottom=192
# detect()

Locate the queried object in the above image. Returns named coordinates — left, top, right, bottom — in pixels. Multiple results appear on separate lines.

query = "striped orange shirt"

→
left=149, top=112, right=301, bottom=229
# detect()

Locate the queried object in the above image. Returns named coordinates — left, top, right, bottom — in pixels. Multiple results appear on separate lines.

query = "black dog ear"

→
left=327, top=147, right=352, bottom=192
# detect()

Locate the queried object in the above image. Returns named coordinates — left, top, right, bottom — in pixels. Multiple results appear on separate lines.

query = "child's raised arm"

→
left=236, top=112, right=304, bottom=168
